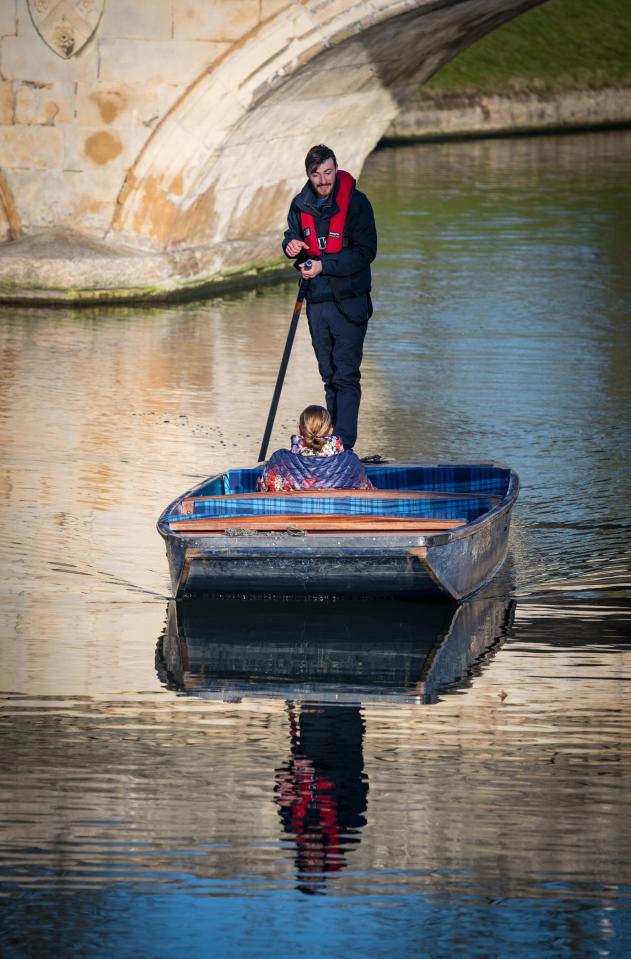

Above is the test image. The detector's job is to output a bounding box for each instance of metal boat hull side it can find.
[158,470,225,593]
[165,534,187,595]
[424,500,514,600]
[162,507,512,600]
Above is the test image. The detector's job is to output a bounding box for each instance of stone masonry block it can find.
[99,0,173,41]
[261,1,293,19]
[63,123,148,172]
[8,167,125,234]
[1,34,99,83]
[0,80,13,124]
[226,98,316,148]
[98,39,229,85]
[0,125,64,170]
[15,80,75,125]
[281,60,378,100]
[172,0,260,41]
[0,0,17,36]
[76,82,183,130]
[221,4,322,103]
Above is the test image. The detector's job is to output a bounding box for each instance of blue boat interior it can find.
[168,464,511,524]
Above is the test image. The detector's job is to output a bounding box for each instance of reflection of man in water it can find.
[275,703,368,895]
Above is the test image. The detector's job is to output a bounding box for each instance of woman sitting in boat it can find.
[258,405,373,492]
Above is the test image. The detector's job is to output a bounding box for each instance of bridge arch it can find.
[0,0,544,301]
[110,0,541,279]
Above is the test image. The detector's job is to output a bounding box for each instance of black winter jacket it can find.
[282,175,377,305]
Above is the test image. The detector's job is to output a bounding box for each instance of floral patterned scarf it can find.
[258,434,373,492]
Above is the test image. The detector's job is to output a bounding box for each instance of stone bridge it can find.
[0,0,542,302]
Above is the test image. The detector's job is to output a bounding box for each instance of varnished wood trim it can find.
[170,515,466,533]
[407,546,428,560]
[175,548,206,596]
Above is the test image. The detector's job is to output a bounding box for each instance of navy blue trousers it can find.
[306,297,369,450]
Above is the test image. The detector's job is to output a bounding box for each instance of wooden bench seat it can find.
[169,515,467,534]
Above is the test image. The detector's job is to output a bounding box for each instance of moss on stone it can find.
[0,257,290,305]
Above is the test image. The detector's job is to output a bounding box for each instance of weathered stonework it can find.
[0,2,18,37]
[26,0,105,60]
[0,124,65,170]
[4,0,605,303]
[0,171,21,242]
[0,80,14,124]
[383,87,631,141]
[15,79,75,125]
[0,226,286,301]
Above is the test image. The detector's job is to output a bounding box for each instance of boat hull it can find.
[158,462,519,602]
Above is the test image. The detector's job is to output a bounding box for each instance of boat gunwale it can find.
[157,461,519,551]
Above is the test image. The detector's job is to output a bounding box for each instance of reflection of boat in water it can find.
[155,591,514,895]
[156,591,515,704]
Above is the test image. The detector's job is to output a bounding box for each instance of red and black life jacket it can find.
[300,170,355,257]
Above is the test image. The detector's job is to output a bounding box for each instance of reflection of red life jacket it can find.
[289,771,342,872]
[300,170,355,257]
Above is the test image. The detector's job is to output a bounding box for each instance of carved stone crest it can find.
[27,0,104,59]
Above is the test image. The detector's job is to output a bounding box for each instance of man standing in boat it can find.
[283,145,377,451]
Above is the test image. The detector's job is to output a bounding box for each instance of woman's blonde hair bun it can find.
[299,405,333,451]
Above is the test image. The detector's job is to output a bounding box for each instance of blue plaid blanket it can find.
[168,463,510,524]
[221,463,510,496]
[171,494,491,522]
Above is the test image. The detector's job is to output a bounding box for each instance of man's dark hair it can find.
[305,144,337,175]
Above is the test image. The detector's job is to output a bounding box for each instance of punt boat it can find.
[157,460,520,600]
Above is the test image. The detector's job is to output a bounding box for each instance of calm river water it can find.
[1,130,630,958]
